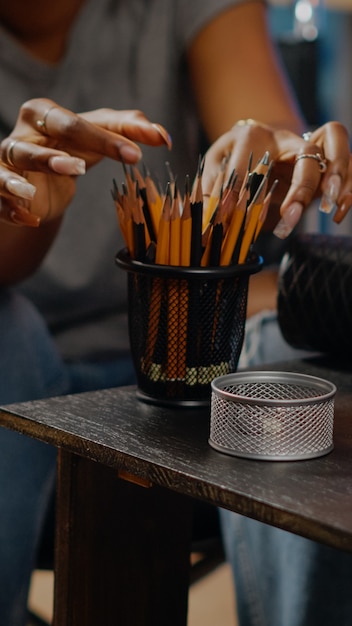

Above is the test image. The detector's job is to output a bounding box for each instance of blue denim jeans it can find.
[219,310,352,626]
[0,289,136,626]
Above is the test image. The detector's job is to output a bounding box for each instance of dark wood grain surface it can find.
[1,356,352,551]
[53,450,193,626]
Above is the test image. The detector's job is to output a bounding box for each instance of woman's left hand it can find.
[202,119,352,237]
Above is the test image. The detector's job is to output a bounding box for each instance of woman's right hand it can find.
[0,98,171,227]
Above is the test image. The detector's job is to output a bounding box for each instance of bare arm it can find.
[187,2,352,314]
[187,1,303,141]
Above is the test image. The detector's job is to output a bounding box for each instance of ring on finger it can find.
[295,152,327,173]
[5,140,18,168]
[235,118,257,127]
[302,131,313,142]
[36,106,56,134]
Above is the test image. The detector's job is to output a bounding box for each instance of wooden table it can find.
[1,356,352,625]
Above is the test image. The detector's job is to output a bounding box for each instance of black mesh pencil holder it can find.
[278,233,352,358]
[116,248,262,407]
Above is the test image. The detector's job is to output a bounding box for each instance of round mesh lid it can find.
[211,371,336,404]
[210,371,336,461]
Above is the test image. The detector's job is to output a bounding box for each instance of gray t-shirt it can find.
[0,0,244,360]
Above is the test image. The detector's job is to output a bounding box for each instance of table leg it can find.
[53,450,193,626]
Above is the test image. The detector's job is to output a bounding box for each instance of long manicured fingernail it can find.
[10,207,40,227]
[273,202,303,239]
[333,197,352,223]
[152,123,172,150]
[6,178,36,200]
[49,156,86,175]
[118,144,142,162]
[320,174,341,214]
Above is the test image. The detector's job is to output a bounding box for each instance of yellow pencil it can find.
[180,176,192,267]
[122,162,136,198]
[219,173,239,237]
[254,179,278,242]
[169,183,181,266]
[144,185,171,374]
[120,183,135,257]
[220,184,249,266]
[132,165,157,243]
[166,185,182,379]
[131,182,147,260]
[201,199,224,267]
[202,159,226,230]
[155,184,171,265]
[143,162,163,239]
[238,176,268,264]
[248,151,270,202]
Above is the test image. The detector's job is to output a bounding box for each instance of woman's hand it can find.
[0,98,172,227]
[202,119,352,237]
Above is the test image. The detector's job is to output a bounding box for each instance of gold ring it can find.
[36,106,55,134]
[235,118,256,127]
[295,152,327,173]
[5,140,18,167]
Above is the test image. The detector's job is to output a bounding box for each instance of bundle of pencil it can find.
[113,154,275,387]
[112,153,277,268]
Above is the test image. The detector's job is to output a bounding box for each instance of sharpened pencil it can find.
[248,150,270,201]
[238,174,269,264]
[142,162,163,239]
[155,183,172,265]
[190,157,204,266]
[180,175,192,266]
[169,182,181,266]
[254,179,278,242]
[202,157,226,229]
[220,181,249,266]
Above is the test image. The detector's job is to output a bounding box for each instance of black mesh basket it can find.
[278,233,352,357]
[116,249,262,407]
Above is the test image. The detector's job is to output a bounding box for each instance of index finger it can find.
[81,109,172,149]
[16,99,172,165]
[24,101,144,163]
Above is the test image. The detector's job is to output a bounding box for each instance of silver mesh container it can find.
[210,371,336,460]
